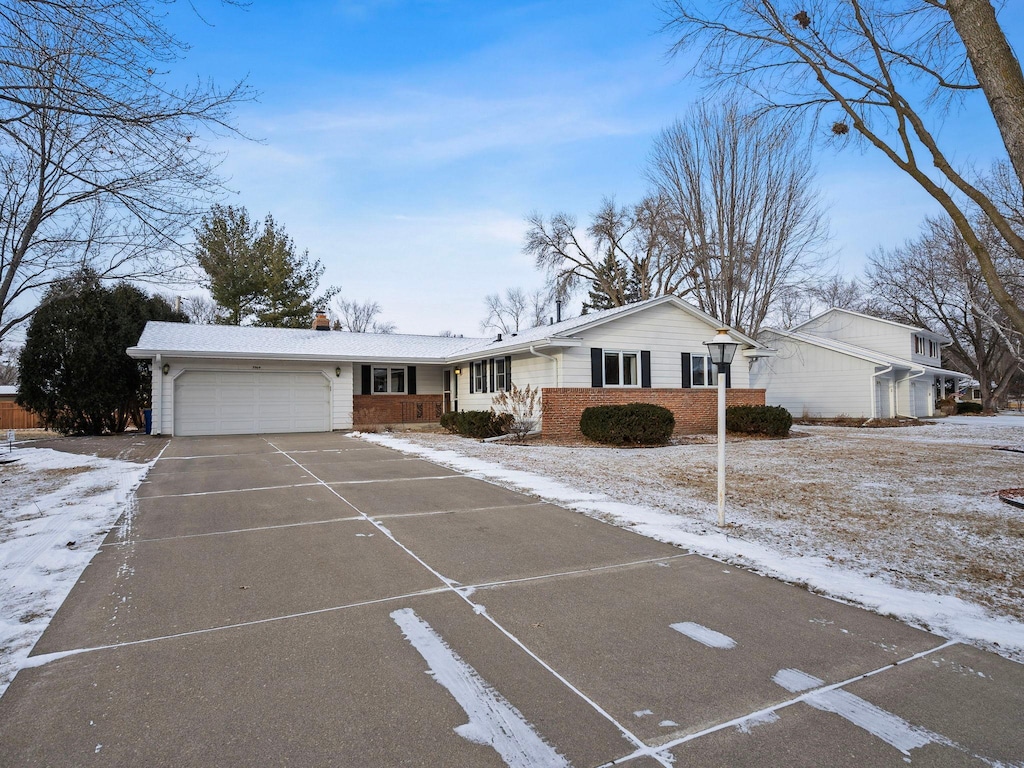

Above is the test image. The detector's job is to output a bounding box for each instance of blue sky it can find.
[166,1,1023,336]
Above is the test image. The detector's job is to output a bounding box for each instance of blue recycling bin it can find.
[144,408,152,435]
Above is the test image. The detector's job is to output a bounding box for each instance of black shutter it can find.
[591,348,603,387]
[505,356,512,389]
[361,365,372,395]
[681,353,692,388]
[489,358,495,393]
[408,366,417,395]
[469,362,475,394]
[725,363,732,389]
[641,350,652,388]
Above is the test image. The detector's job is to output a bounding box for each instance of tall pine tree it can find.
[195,205,263,325]
[195,206,337,327]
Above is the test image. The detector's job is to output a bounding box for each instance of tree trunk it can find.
[980,377,997,413]
[946,0,1024,188]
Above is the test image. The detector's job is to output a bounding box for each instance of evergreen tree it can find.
[195,205,337,327]
[582,252,634,313]
[195,205,263,325]
[17,270,186,435]
[253,214,334,328]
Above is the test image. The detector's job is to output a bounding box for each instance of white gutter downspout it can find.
[529,346,560,387]
[154,353,162,436]
[869,365,893,421]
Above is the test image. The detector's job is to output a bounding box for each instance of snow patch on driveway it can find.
[391,607,569,767]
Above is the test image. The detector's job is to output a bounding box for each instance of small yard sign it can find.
[6,429,14,451]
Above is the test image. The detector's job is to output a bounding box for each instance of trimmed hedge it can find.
[725,404,792,437]
[439,410,513,438]
[579,403,675,446]
[956,401,984,414]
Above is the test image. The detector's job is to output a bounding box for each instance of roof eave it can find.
[551,295,763,349]
[127,348,458,365]
[446,338,582,362]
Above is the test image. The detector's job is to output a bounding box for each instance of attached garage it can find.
[173,371,331,436]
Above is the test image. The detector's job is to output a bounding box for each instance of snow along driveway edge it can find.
[0,447,157,697]
[357,433,1024,663]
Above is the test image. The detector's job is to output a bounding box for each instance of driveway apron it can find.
[0,433,1021,767]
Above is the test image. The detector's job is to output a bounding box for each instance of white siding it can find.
[799,311,908,359]
[456,353,558,413]
[155,358,353,435]
[751,333,876,418]
[453,302,755,413]
[571,301,752,388]
[798,310,942,367]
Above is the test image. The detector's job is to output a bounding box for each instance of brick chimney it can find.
[312,311,330,331]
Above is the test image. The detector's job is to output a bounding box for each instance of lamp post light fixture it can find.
[704,329,740,527]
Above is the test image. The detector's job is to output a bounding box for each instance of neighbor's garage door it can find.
[173,371,331,436]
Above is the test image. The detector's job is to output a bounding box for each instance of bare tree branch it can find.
[0,1,252,342]
[660,0,1024,336]
[647,101,830,335]
[331,297,396,334]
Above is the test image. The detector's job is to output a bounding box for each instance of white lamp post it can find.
[704,329,740,527]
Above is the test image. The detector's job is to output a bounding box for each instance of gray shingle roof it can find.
[130,322,489,362]
[129,295,761,362]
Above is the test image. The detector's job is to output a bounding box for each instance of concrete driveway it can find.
[1,432,1021,766]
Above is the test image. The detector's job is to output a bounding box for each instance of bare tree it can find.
[0,342,18,384]
[647,102,830,335]
[661,0,1024,336]
[528,288,552,327]
[766,275,866,329]
[525,195,690,308]
[808,275,868,315]
[182,295,219,325]
[481,288,528,334]
[867,216,1023,411]
[332,298,396,334]
[0,1,249,343]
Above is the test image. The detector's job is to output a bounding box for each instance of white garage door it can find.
[174,371,331,436]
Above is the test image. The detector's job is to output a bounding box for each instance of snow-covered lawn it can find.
[0,447,152,696]
[360,413,1024,662]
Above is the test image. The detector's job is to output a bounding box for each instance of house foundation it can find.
[540,388,767,440]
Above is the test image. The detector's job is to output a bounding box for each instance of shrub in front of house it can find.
[956,401,984,415]
[439,410,513,438]
[579,403,675,446]
[725,404,793,437]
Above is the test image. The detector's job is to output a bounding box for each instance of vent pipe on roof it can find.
[495,333,502,342]
[556,299,562,323]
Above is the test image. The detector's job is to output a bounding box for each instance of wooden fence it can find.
[0,400,42,429]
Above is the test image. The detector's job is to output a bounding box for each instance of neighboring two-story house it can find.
[750,308,970,419]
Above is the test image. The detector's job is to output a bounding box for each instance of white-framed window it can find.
[914,335,926,355]
[373,366,406,394]
[472,361,485,393]
[604,350,639,387]
[493,357,507,392]
[691,354,723,387]
[928,339,938,358]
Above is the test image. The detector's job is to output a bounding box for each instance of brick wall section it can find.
[541,388,766,439]
[353,395,444,427]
